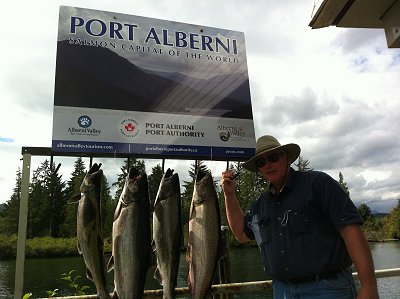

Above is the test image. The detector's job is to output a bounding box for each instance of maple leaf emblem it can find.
[125,123,135,132]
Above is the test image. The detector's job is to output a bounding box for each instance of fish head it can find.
[153,168,180,210]
[80,163,103,193]
[192,170,215,206]
[120,167,148,205]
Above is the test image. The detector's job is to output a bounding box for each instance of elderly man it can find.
[221,135,379,299]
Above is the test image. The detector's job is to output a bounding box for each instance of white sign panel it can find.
[52,6,256,160]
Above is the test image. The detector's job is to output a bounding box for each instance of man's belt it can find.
[281,269,341,284]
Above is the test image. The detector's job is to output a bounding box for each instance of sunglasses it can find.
[255,153,282,169]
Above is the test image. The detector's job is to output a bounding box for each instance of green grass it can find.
[0,234,112,259]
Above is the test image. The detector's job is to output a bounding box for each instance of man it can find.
[221,135,379,299]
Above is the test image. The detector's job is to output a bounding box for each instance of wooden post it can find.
[14,153,32,299]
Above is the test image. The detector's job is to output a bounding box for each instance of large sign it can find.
[52,6,256,160]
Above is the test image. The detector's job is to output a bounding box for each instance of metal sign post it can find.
[14,153,32,299]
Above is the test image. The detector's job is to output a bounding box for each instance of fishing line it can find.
[209,147,216,176]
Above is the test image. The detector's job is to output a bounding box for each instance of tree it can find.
[338,172,350,197]
[0,168,22,235]
[101,174,114,239]
[358,203,372,222]
[19,159,67,238]
[28,160,51,237]
[46,162,67,238]
[294,155,313,171]
[62,157,87,237]
[383,199,400,239]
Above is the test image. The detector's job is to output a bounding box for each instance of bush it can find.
[0,235,113,259]
[26,237,79,258]
[0,234,17,259]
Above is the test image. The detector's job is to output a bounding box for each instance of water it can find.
[0,242,399,298]
[369,242,400,299]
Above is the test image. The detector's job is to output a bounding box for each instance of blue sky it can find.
[1,0,400,213]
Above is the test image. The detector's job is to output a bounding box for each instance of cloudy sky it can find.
[1,0,399,213]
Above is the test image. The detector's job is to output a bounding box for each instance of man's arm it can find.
[340,224,379,299]
[221,171,250,243]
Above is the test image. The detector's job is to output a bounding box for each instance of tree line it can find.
[0,156,399,241]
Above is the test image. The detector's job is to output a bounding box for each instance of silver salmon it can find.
[108,167,152,299]
[152,168,183,299]
[186,170,223,299]
[77,163,110,299]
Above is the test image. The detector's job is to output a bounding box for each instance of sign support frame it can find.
[14,146,243,297]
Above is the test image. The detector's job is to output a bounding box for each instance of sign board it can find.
[52,6,256,160]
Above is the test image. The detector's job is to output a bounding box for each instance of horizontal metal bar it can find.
[44,268,400,299]
[20,146,248,161]
[373,267,400,279]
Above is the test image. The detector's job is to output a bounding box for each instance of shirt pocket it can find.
[290,208,313,234]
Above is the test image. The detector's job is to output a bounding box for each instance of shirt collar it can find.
[267,167,295,195]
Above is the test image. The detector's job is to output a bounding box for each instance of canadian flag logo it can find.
[125,123,135,132]
[120,118,140,138]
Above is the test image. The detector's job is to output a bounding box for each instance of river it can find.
[0,242,399,298]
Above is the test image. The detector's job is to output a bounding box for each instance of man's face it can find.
[256,151,289,187]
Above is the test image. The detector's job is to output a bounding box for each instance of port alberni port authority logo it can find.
[120,118,140,138]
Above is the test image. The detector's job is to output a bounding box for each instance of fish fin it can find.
[150,201,156,213]
[107,255,114,273]
[150,248,156,269]
[187,272,193,293]
[77,241,82,255]
[68,193,81,204]
[153,267,163,285]
[113,200,122,221]
[189,199,196,220]
[153,190,168,212]
[111,290,119,299]
[185,236,192,263]
[153,195,160,212]
[86,267,94,282]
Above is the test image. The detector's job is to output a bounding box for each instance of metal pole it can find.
[14,153,32,299]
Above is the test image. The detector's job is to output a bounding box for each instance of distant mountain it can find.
[54,40,253,119]
[372,212,389,218]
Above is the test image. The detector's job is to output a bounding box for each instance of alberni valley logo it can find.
[217,124,246,142]
[67,115,101,136]
[78,115,92,128]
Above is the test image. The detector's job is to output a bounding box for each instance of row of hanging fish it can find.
[76,163,224,299]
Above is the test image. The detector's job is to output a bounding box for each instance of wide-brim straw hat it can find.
[243,135,301,172]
